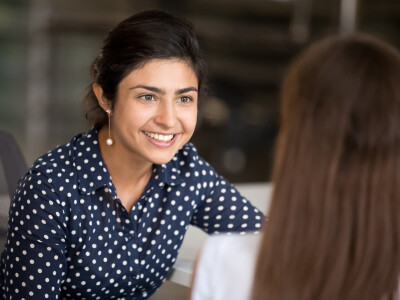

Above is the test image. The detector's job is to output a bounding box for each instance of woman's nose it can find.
[154,101,177,128]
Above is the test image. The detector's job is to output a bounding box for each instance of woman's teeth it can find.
[145,132,174,141]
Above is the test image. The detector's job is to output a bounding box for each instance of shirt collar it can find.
[155,156,184,187]
[73,128,185,195]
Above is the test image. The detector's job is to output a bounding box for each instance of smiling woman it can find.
[95,59,199,168]
[0,10,264,300]
[95,59,199,212]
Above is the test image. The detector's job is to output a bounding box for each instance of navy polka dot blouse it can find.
[0,129,264,299]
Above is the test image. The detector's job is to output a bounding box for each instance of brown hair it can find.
[252,35,400,300]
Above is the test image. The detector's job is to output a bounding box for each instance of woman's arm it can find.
[191,175,265,234]
[1,170,68,298]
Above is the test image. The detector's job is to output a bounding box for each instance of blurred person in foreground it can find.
[0,10,264,299]
[191,34,400,300]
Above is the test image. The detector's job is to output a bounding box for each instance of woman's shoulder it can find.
[200,233,262,270]
[20,129,100,195]
[31,129,97,172]
[172,142,216,175]
[206,233,262,256]
[193,233,261,300]
[13,129,100,205]
[175,142,201,162]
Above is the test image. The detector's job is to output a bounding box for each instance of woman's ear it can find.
[93,83,110,111]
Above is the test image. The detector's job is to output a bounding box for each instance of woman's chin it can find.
[151,154,176,165]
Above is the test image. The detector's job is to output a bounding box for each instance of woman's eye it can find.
[140,95,155,101]
[178,96,193,103]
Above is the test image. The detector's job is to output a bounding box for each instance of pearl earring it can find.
[106,109,113,146]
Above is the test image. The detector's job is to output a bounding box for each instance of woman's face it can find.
[108,59,198,165]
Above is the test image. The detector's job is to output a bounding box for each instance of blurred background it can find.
[0,0,399,183]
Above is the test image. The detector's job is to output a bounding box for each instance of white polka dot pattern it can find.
[0,129,265,299]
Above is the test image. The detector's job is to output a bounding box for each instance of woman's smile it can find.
[142,130,179,149]
[143,131,175,142]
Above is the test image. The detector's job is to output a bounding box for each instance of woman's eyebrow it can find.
[129,85,198,95]
[129,85,165,94]
[176,87,198,95]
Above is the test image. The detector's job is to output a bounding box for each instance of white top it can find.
[191,233,261,300]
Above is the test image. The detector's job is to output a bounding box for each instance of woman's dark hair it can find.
[84,10,207,127]
[252,34,400,300]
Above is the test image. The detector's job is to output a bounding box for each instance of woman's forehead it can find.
[119,59,198,91]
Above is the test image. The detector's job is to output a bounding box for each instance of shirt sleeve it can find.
[0,170,68,299]
[191,173,265,234]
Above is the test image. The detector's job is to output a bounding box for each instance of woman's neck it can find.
[97,126,153,212]
[98,126,152,181]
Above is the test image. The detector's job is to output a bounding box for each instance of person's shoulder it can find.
[14,131,93,203]
[175,142,201,162]
[199,233,261,286]
[173,142,216,175]
[30,131,89,175]
[196,232,261,300]
[207,232,261,253]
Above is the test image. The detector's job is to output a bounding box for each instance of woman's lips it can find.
[144,131,174,141]
[143,131,178,148]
